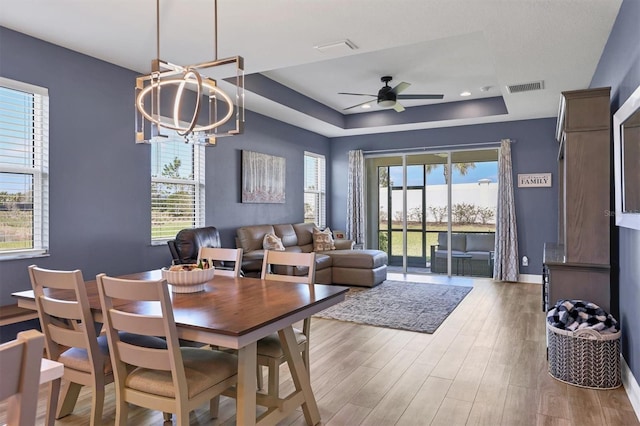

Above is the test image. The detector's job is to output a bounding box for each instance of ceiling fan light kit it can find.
[340,75,443,112]
[135,0,244,145]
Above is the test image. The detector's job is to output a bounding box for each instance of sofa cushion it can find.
[273,253,331,277]
[273,224,298,247]
[466,233,495,252]
[237,225,275,252]
[315,253,333,270]
[313,227,335,251]
[437,232,466,252]
[293,223,316,246]
[327,250,387,269]
[263,233,285,251]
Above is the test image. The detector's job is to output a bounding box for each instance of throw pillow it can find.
[313,227,335,251]
[263,233,285,251]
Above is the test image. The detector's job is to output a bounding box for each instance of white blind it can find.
[0,77,49,256]
[151,134,204,241]
[303,152,326,229]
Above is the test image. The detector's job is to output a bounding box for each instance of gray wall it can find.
[0,27,330,309]
[590,0,640,383]
[329,118,559,276]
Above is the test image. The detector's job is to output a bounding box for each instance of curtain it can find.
[493,139,519,282]
[346,150,365,246]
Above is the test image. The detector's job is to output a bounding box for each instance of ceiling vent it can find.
[507,80,545,94]
[314,39,358,53]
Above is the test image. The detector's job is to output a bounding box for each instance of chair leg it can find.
[45,378,61,426]
[115,397,129,426]
[257,364,264,390]
[209,395,220,419]
[56,381,81,418]
[303,348,310,377]
[267,359,280,400]
[176,408,190,426]
[90,387,105,426]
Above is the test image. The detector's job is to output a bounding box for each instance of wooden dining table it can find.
[13,269,349,426]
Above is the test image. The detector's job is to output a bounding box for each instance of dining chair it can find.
[96,273,238,426]
[0,329,45,426]
[28,265,114,426]
[28,265,167,426]
[257,250,316,402]
[197,247,243,277]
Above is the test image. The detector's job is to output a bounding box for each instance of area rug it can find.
[313,280,472,333]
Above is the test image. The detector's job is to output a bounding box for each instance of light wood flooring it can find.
[2,273,638,425]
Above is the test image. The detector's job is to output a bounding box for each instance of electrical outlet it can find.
[522,256,529,267]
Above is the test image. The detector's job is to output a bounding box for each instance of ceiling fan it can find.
[339,76,444,112]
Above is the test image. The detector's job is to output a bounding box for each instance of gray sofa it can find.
[236,223,388,287]
[430,232,495,277]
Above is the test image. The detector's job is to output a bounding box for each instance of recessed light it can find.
[460,91,471,97]
[361,104,371,109]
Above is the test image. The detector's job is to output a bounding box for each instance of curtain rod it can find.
[362,139,512,155]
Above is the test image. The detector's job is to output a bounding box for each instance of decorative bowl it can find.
[161,266,215,293]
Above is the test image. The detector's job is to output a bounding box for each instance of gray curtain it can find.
[346,150,365,246]
[493,139,519,282]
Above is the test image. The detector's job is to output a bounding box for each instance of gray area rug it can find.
[314,280,473,333]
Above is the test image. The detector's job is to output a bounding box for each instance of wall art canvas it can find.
[242,150,286,203]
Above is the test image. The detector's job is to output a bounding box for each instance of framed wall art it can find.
[241,150,286,203]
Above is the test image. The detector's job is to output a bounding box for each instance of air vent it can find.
[507,80,545,94]
[314,39,358,53]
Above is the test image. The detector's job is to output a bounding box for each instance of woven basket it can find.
[547,322,621,389]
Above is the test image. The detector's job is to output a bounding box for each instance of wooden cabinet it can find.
[544,87,611,312]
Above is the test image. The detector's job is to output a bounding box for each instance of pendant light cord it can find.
[156,0,160,59]
[214,0,218,60]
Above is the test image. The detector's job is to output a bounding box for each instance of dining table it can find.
[13,269,349,426]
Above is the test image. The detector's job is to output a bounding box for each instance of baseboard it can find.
[622,355,640,421]
[519,273,542,284]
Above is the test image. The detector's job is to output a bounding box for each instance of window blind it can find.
[151,134,204,242]
[303,152,326,229]
[0,78,49,256]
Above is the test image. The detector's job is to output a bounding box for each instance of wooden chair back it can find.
[198,247,243,277]
[96,274,186,398]
[260,250,316,284]
[0,329,45,426]
[28,266,102,367]
[28,264,111,425]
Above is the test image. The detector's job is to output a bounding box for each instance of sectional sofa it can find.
[236,223,388,287]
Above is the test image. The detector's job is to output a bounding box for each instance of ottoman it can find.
[325,249,388,287]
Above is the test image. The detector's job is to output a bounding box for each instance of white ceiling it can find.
[0,0,623,137]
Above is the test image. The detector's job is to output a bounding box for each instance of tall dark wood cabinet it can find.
[543,87,612,312]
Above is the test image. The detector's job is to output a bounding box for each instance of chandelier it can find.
[135,0,244,145]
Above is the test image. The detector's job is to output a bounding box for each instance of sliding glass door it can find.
[368,148,498,276]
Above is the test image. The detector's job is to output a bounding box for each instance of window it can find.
[303,152,326,229]
[151,133,204,242]
[0,77,49,259]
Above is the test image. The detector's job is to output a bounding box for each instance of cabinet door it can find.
[563,130,610,265]
[547,265,610,313]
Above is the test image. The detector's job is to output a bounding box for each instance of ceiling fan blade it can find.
[393,102,405,113]
[343,99,376,111]
[338,92,376,97]
[397,94,444,100]
[390,82,411,95]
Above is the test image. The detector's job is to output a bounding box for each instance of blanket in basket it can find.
[547,299,619,334]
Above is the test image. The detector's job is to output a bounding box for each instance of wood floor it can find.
[2,274,638,425]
